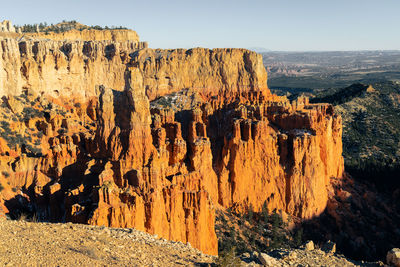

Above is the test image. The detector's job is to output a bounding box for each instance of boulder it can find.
[241,252,251,259]
[305,240,315,251]
[387,248,400,267]
[322,240,336,253]
[258,253,278,266]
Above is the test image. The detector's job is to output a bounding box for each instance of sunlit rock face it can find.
[0,28,343,255]
[0,20,15,33]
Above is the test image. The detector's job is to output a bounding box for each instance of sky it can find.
[2,0,400,51]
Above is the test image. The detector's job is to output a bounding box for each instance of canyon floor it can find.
[0,215,386,267]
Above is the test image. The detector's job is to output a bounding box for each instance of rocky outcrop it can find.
[132,48,268,100]
[0,37,147,97]
[214,100,343,219]
[0,20,15,32]
[0,38,264,101]
[0,27,344,255]
[387,248,400,267]
[25,29,141,42]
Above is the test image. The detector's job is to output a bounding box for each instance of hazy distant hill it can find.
[248,47,271,53]
[263,51,400,91]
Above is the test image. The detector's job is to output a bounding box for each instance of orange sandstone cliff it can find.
[0,28,344,255]
[25,28,141,42]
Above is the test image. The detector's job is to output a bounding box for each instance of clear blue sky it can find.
[2,0,400,51]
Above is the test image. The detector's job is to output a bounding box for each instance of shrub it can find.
[17,21,128,33]
[29,213,39,223]
[294,228,303,247]
[270,228,286,249]
[215,247,242,267]
[22,107,42,120]
[271,210,283,228]
[17,213,28,221]
[261,201,269,223]
[247,203,254,221]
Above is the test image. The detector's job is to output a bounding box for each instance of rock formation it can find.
[0,37,147,97]
[0,24,344,255]
[25,29,141,42]
[0,20,15,33]
[387,248,400,267]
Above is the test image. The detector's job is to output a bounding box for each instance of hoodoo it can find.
[0,25,344,255]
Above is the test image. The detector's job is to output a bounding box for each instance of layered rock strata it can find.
[0,20,15,33]
[25,29,140,42]
[0,29,344,255]
[0,37,147,96]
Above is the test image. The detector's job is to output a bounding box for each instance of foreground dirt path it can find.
[0,217,214,266]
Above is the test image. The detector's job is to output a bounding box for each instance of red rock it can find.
[0,28,345,255]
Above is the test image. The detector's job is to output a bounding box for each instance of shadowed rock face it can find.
[0,30,344,255]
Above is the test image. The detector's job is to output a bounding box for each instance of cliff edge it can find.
[0,24,344,255]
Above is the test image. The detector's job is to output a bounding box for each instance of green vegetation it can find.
[261,202,269,223]
[152,96,174,108]
[264,50,400,93]
[311,81,400,190]
[16,20,128,33]
[310,83,369,105]
[0,94,56,156]
[293,228,303,247]
[0,118,42,155]
[263,52,400,261]
[17,212,39,222]
[22,107,43,120]
[215,247,242,267]
[271,79,400,190]
[217,205,302,258]
[247,204,254,221]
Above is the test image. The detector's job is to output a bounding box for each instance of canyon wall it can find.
[132,47,268,100]
[0,29,344,255]
[0,37,266,100]
[25,29,140,42]
[0,37,146,97]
